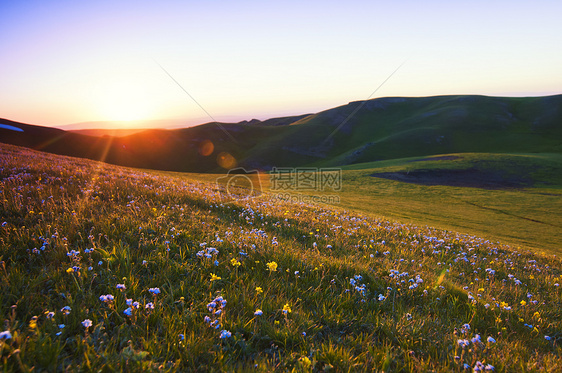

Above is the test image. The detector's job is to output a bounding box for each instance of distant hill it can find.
[1,94,561,172]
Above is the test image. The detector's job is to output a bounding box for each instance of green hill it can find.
[2,94,561,173]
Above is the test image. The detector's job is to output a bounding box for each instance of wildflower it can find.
[487,336,496,343]
[255,287,263,294]
[204,316,212,323]
[485,364,495,371]
[179,334,185,341]
[230,258,241,267]
[254,309,263,316]
[545,335,551,341]
[214,260,219,266]
[142,260,148,265]
[123,307,132,316]
[145,302,154,310]
[126,299,133,306]
[210,273,221,282]
[82,319,93,328]
[149,287,161,295]
[219,330,232,339]
[58,324,65,329]
[132,301,140,309]
[116,284,126,290]
[266,261,278,272]
[457,339,470,349]
[520,300,526,306]
[45,311,55,319]
[302,332,307,336]
[405,313,413,321]
[471,334,481,344]
[61,306,71,315]
[98,260,103,266]
[378,294,386,301]
[282,303,292,314]
[0,331,12,340]
[66,268,74,273]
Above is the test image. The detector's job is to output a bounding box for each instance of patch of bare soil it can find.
[371,168,532,189]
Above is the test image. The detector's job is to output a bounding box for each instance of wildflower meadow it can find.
[0,143,560,372]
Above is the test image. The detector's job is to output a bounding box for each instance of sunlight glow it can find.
[92,80,155,123]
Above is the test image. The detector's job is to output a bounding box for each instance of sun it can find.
[92,79,155,123]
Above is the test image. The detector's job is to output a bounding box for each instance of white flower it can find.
[254,309,263,316]
[0,331,12,340]
[82,319,93,328]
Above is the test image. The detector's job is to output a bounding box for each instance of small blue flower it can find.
[123,307,132,316]
[149,287,161,295]
[0,331,12,340]
[219,330,231,339]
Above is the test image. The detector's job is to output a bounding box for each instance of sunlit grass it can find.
[0,143,560,372]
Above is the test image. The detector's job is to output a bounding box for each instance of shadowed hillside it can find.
[1,94,561,172]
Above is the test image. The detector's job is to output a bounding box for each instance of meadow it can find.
[1,143,561,372]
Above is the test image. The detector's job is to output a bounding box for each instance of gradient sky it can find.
[1,0,561,127]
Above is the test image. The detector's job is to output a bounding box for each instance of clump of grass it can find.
[0,143,561,372]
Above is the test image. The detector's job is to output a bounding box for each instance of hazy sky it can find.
[1,0,561,127]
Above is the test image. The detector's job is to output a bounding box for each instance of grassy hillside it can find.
[2,94,561,173]
[1,143,561,372]
[336,153,562,255]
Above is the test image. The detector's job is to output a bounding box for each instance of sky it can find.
[1,0,561,127]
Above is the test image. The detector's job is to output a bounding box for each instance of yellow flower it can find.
[282,303,292,314]
[66,268,74,273]
[300,356,311,368]
[255,287,263,294]
[266,261,278,272]
[520,300,527,306]
[533,312,541,319]
[230,258,241,267]
[500,301,508,309]
[210,273,221,282]
[29,316,38,330]
[478,288,485,293]
[529,275,534,279]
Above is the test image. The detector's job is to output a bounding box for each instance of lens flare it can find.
[199,140,214,156]
[217,152,236,169]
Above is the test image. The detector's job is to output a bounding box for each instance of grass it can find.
[334,153,562,256]
[1,143,561,372]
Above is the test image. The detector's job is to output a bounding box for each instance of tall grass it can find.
[0,143,560,372]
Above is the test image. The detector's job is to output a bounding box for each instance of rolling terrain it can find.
[0,143,561,371]
[1,94,561,173]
